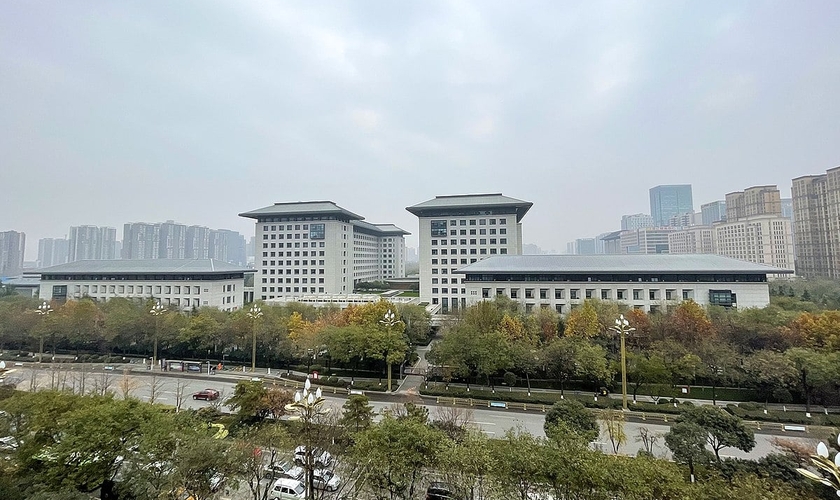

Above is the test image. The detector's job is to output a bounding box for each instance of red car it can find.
[192,389,220,401]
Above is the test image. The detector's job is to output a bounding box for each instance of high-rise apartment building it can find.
[210,229,247,266]
[406,193,532,312]
[725,186,782,221]
[0,230,26,277]
[123,222,245,264]
[186,225,211,259]
[158,221,187,259]
[569,238,597,255]
[619,227,673,254]
[668,227,716,254]
[649,185,693,227]
[621,213,654,231]
[792,168,840,278]
[240,201,408,301]
[700,201,727,226]
[68,226,116,261]
[38,238,69,268]
[122,223,159,259]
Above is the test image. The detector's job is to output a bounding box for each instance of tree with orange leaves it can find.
[667,300,715,345]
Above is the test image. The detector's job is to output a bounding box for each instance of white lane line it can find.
[466,421,497,426]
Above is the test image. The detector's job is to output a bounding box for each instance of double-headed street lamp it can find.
[285,378,330,500]
[379,309,398,392]
[150,301,165,370]
[610,314,636,411]
[36,301,52,363]
[247,304,263,372]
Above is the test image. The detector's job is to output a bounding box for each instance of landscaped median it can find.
[419,386,837,427]
[280,372,387,392]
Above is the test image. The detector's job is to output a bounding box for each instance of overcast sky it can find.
[3,1,839,259]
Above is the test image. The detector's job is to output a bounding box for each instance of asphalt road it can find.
[11,364,818,462]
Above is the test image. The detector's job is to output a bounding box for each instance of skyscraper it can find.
[649,185,693,227]
[38,238,69,268]
[792,168,840,278]
[0,230,26,277]
[700,201,727,226]
[68,226,116,261]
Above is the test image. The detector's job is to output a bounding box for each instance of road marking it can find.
[467,421,497,426]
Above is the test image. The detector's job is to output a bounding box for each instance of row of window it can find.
[261,286,325,295]
[479,287,694,301]
[72,284,213,295]
[261,277,325,285]
[432,237,507,245]
[431,249,507,255]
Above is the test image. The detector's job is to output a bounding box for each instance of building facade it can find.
[621,213,655,231]
[458,254,789,314]
[68,226,117,262]
[668,226,716,254]
[714,215,794,274]
[700,201,727,226]
[406,193,532,312]
[725,186,782,221]
[37,259,250,311]
[240,201,408,302]
[37,238,69,268]
[792,168,840,278]
[0,230,26,278]
[619,227,673,254]
[649,185,693,227]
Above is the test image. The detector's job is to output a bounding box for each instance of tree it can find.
[489,429,547,500]
[340,395,374,434]
[665,421,711,482]
[542,336,610,395]
[600,410,626,454]
[678,406,755,462]
[563,300,599,338]
[743,350,797,404]
[438,431,494,500]
[626,351,669,402]
[543,399,598,443]
[785,347,837,412]
[169,435,240,500]
[668,300,716,345]
[350,415,446,500]
[226,380,268,419]
[694,340,740,405]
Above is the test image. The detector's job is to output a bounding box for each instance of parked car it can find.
[268,478,306,499]
[285,466,342,491]
[293,446,333,468]
[426,482,459,500]
[192,389,220,401]
[0,436,19,451]
[263,460,297,480]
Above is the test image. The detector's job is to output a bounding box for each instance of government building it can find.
[406,193,532,312]
[37,259,250,311]
[240,201,408,301]
[457,254,790,313]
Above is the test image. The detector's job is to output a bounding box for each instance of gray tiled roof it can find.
[38,259,252,275]
[239,201,363,220]
[456,254,792,274]
[406,193,533,221]
[352,222,410,235]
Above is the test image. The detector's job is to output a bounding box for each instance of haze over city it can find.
[3,1,839,260]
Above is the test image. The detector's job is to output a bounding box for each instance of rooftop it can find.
[353,220,410,236]
[239,201,363,220]
[406,193,533,221]
[456,254,792,275]
[38,259,253,275]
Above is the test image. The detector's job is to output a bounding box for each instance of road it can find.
[9,363,818,461]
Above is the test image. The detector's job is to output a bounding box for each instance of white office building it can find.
[406,193,532,312]
[457,254,790,314]
[240,201,408,301]
[668,227,716,255]
[37,259,250,311]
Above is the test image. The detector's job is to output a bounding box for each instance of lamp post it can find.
[36,301,52,363]
[246,304,263,372]
[285,378,330,500]
[609,314,635,411]
[798,436,840,496]
[379,309,398,392]
[150,301,165,370]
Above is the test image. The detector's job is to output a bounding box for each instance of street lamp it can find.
[150,301,165,370]
[379,309,398,392]
[36,301,52,363]
[285,378,330,500]
[609,314,635,411]
[246,304,263,372]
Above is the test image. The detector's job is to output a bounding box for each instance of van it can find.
[269,478,306,499]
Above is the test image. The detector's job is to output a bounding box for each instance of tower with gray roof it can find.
[406,193,533,312]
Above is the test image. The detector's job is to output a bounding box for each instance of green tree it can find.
[743,350,797,404]
[340,395,375,434]
[543,399,598,443]
[678,406,755,462]
[694,340,740,405]
[626,352,669,402]
[226,380,268,419]
[542,336,610,395]
[665,421,711,482]
[785,347,837,412]
[438,431,494,500]
[563,300,599,337]
[600,410,627,454]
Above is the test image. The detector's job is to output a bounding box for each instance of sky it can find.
[2,1,839,260]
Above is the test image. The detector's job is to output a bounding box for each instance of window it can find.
[570,289,579,300]
[431,220,447,237]
[555,304,564,313]
[310,223,325,239]
[540,289,548,299]
[525,289,534,299]
[510,288,519,299]
[585,289,593,299]
[617,289,626,300]
[601,290,610,300]
[554,289,564,299]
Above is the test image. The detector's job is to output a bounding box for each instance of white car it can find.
[293,446,333,468]
[0,436,18,451]
[263,460,296,480]
[269,478,306,499]
[285,466,342,491]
